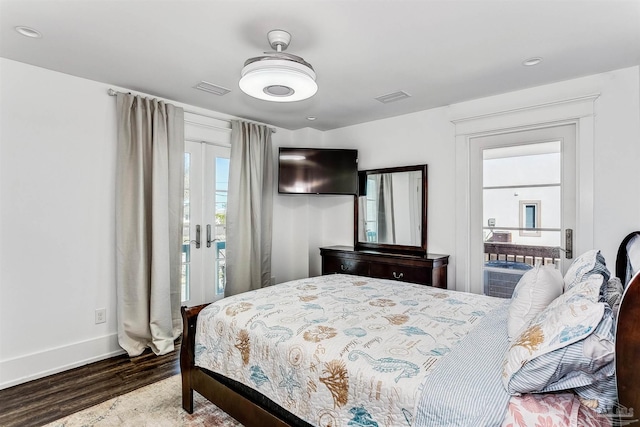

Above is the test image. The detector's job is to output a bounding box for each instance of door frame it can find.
[452,94,598,294]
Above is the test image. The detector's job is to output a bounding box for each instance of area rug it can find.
[43,375,243,426]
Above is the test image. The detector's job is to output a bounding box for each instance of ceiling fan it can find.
[239,30,318,102]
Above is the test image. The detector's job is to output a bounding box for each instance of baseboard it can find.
[0,333,125,390]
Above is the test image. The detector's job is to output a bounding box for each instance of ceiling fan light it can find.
[239,59,317,102]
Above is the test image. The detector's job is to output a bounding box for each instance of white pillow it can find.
[508,264,564,339]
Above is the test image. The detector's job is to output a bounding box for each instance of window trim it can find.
[519,200,542,237]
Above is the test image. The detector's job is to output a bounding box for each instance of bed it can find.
[180,232,640,426]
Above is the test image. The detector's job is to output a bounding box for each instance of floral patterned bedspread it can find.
[194,274,503,427]
[502,393,613,427]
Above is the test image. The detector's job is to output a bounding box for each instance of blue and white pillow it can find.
[505,307,616,413]
[563,249,610,292]
[502,274,607,394]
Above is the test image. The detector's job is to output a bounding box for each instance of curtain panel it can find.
[115,93,184,357]
[225,120,274,297]
[377,173,396,243]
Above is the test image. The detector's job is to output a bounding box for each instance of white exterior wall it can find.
[484,152,561,247]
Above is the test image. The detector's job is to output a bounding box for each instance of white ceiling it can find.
[1,0,639,131]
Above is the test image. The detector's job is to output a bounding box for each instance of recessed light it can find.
[522,57,542,67]
[306,116,317,121]
[15,26,42,38]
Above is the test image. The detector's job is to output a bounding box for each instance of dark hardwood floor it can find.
[0,340,180,427]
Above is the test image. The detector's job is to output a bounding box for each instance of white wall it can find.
[271,127,324,283]
[452,66,640,273]
[319,66,640,289]
[1,58,121,387]
[321,107,458,282]
[0,58,315,388]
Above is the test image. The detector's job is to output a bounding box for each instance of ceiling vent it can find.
[194,81,231,96]
[375,90,412,104]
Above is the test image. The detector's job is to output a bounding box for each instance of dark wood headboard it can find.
[615,231,640,421]
[616,231,640,285]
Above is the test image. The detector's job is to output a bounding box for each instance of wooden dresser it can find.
[320,245,449,289]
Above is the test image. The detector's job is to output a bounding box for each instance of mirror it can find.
[354,164,427,256]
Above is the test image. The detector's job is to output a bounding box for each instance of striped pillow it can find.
[502,275,609,396]
[505,306,616,413]
[603,277,623,317]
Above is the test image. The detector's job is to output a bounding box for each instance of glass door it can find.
[469,124,576,297]
[182,141,230,305]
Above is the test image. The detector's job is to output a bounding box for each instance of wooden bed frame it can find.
[181,233,640,426]
[181,303,301,427]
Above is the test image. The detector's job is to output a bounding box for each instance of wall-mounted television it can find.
[278,147,358,195]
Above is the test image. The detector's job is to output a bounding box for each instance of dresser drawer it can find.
[369,262,430,285]
[322,255,369,276]
[320,246,449,288]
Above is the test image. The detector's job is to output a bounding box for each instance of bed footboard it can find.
[180,304,209,413]
[180,304,300,426]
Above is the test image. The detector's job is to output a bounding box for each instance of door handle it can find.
[190,224,201,249]
[556,229,573,260]
[565,229,573,259]
[206,224,214,248]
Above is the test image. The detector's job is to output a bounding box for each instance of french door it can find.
[469,124,576,296]
[181,140,230,306]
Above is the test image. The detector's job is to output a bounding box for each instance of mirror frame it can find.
[354,164,428,256]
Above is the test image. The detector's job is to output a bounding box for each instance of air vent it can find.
[374,90,411,104]
[194,81,231,96]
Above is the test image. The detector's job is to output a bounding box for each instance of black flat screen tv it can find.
[278,147,358,195]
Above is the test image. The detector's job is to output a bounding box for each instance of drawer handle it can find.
[393,272,404,279]
[341,264,348,271]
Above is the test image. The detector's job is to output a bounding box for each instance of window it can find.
[519,200,541,237]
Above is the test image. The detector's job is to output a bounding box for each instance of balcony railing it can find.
[484,242,561,266]
[181,240,226,302]
[483,242,561,298]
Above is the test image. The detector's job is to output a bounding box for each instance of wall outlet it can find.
[95,308,106,324]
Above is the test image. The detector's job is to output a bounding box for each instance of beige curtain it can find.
[225,120,273,297]
[377,173,396,243]
[115,93,184,357]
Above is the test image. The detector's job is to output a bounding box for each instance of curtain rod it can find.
[107,89,276,133]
